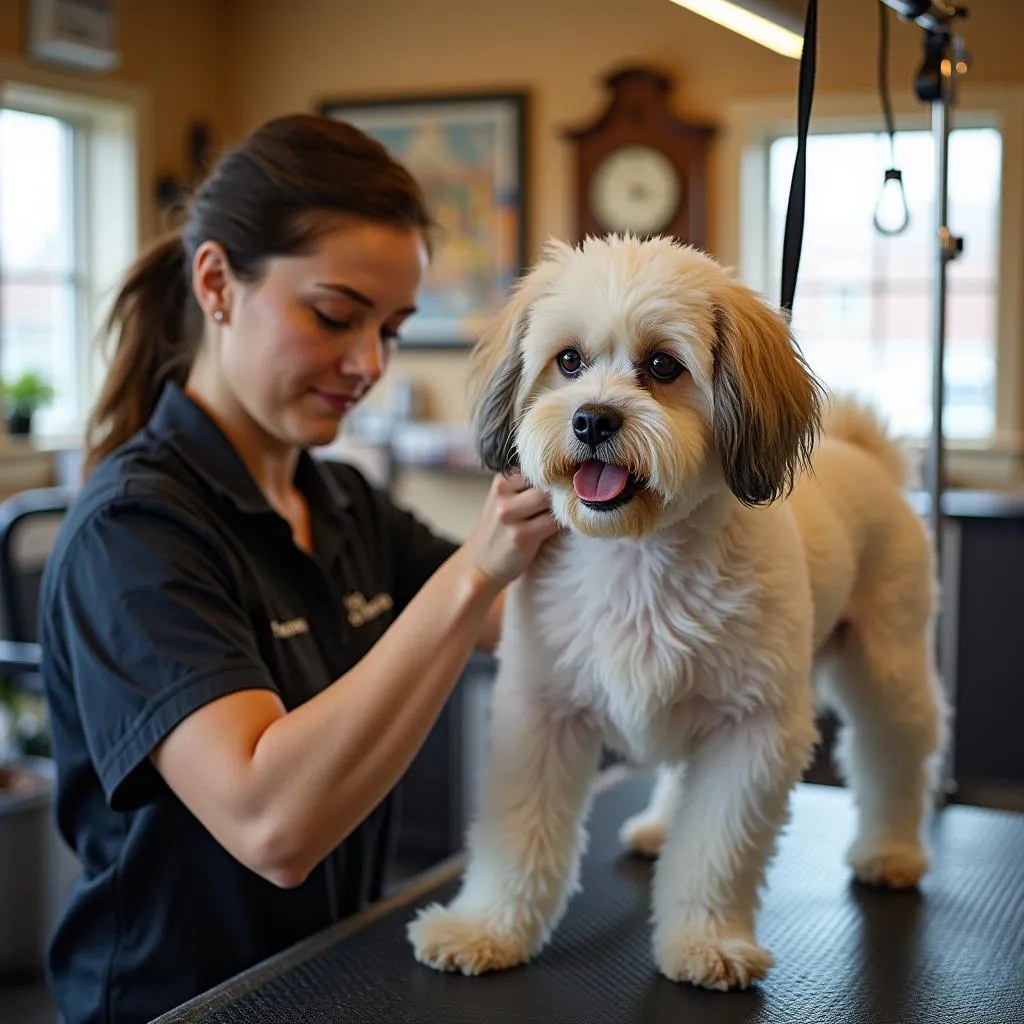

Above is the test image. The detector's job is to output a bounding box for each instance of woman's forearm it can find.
[246,547,501,884]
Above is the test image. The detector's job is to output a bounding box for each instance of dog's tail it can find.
[822,394,911,487]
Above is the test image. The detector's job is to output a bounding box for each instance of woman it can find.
[38,112,557,1024]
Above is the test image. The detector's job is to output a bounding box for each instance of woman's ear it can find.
[192,241,235,323]
[711,281,824,506]
[470,242,572,473]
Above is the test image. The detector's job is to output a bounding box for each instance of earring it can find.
[213,309,224,322]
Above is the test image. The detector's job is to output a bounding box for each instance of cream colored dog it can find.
[407,234,947,991]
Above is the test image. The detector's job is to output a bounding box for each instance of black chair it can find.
[0,485,77,679]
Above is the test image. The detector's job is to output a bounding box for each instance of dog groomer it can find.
[38,112,558,1024]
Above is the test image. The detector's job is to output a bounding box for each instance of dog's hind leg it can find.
[825,617,948,890]
[618,762,684,857]
[407,664,602,975]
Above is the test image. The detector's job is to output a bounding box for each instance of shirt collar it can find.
[148,381,353,517]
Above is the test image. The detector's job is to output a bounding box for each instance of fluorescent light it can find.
[668,0,806,59]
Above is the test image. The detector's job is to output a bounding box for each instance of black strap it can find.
[780,0,819,313]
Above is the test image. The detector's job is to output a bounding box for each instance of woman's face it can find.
[198,217,428,451]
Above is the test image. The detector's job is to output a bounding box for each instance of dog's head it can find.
[470,235,823,540]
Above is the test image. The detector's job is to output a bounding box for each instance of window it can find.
[0,75,140,442]
[763,126,1002,442]
[0,108,84,437]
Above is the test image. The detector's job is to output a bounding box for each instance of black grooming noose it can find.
[779,0,818,315]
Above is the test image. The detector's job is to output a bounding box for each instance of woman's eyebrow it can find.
[314,283,416,316]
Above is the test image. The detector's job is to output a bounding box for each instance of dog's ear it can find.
[711,282,823,506]
[470,243,571,473]
[471,299,528,473]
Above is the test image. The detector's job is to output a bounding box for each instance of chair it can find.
[0,485,77,658]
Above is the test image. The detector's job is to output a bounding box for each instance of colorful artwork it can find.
[320,93,527,348]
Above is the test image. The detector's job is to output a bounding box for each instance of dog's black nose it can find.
[572,405,622,448]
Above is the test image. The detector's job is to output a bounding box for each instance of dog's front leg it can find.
[652,701,817,991]
[407,668,602,975]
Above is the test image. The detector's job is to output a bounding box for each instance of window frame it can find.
[0,106,89,437]
[715,86,1024,460]
[0,58,150,444]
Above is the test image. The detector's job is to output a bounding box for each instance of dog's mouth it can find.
[572,459,640,511]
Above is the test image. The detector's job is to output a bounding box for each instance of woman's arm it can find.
[150,473,554,888]
[475,589,505,654]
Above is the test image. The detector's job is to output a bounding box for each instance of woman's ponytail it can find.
[82,232,201,477]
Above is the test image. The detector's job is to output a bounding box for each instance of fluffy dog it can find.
[407,234,947,991]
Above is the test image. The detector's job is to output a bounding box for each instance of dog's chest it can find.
[527,533,766,746]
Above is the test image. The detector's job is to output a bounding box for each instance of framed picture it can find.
[319,91,528,350]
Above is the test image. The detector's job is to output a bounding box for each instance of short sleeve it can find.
[387,498,460,614]
[48,502,278,811]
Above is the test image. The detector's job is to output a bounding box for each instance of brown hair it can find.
[83,113,433,476]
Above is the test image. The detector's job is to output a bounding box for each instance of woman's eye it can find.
[557,348,583,375]
[647,352,685,382]
[314,310,352,332]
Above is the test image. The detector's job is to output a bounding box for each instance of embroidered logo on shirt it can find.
[344,591,393,627]
[270,617,310,639]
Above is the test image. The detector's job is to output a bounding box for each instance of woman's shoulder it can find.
[54,433,222,572]
[84,431,211,511]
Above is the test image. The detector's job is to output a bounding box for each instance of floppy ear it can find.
[470,243,572,473]
[470,292,529,473]
[711,281,824,506]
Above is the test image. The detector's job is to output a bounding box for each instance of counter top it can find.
[907,487,1024,519]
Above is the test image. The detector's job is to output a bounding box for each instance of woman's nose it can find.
[343,327,385,379]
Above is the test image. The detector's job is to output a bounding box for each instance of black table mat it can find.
[155,773,1024,1024]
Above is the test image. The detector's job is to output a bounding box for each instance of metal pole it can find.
[927,61,952,576]
[913,18,967,584]
[886,1,969,803]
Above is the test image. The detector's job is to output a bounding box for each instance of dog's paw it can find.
[618,812,668,857]
[654,932,774,991]
[407,904,531,976]
[848,839,927,890]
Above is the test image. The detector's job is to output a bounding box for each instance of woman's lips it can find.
[312,389,357,413]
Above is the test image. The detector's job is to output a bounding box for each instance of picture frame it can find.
[318,90,528,350]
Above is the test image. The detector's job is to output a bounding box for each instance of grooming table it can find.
[154,772,1024,1024]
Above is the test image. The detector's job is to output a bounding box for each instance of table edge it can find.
[149,765,635,1023]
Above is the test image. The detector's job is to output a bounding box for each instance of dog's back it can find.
[788,396,935,651]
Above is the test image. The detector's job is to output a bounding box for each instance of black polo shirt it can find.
[38,381,460,1024]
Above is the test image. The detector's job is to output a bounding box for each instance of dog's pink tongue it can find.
[573,460,630,502]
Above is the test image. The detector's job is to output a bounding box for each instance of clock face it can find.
[589,145,682,236]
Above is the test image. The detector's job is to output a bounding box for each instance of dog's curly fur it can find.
[407,235,948,991]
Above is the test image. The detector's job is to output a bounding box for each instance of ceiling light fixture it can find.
[667,0,806,59]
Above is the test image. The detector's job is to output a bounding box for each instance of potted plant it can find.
[2,371,56,436]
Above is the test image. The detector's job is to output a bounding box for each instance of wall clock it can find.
[564,67,716,247]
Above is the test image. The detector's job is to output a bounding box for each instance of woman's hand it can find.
[460,472,560,590]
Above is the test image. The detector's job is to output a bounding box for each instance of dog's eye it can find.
[647,352,685,382]
[557,348,583,376]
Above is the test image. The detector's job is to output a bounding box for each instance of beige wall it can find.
[2,0,1023,517]
[3,0,1020,426]
[223,0,1024,424]
[0,0,231,234]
